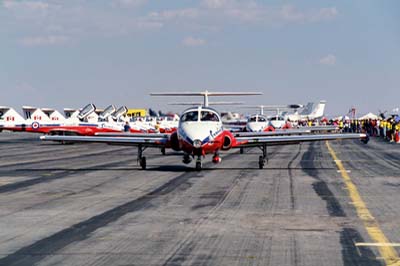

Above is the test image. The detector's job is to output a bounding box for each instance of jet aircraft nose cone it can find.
[180,122,221,145]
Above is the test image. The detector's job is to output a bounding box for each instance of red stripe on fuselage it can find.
[179,130,227,155]
[2,125,123,135]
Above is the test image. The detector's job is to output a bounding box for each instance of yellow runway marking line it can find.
[356,243,400,247]
[326,141,400,266]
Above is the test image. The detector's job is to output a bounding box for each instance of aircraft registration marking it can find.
[326,141,400,266]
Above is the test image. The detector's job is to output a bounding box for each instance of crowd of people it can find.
[336,117,400,142]
[296,116,400,143]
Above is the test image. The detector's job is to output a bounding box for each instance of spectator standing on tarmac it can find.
[383,119,387,139]
[124,121,131,132]
[339,120,344,132]
[376,119,381,137]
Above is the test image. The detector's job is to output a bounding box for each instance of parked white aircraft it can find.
[246,114,272,132]
[41,91,368,171]
[244,105,300,131]
[286,100,326,121]
[1,104,130,135]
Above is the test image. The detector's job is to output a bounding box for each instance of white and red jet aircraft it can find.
[40,91,368,171]
[0,104,141,135]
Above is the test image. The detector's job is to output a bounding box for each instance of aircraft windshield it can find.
[181,111,199,122]
[201,111,219,122]
[258,116,266,122]
[270,116,284,121]
[249,116,257,122]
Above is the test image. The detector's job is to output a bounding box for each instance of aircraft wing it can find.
[95,132,171,138]
[234,133,368,148]
[40,135,168,147]
[233,126,338,137]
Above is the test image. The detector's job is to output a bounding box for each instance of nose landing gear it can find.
[258,144,268,169]
[137,145,147,170]
[195,154,203,171]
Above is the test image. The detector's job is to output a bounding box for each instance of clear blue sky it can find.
[1,0,399,116]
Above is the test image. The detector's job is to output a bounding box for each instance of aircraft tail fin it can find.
[49,110,65,122]
[0,106,26,124]
[41,108,65,122]
[299,103,314,115]
[309,100,326,118]
[22,106,51,122]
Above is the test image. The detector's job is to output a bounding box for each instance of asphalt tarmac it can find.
[0,132,399,266]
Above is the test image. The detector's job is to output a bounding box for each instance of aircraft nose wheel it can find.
[137,145,147,170]
[258,144,268,169]
[140,157,147,170]
[258,155,265,169]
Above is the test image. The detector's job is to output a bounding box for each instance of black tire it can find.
[240,147,244,154]
[140,157,147,170]
[195,161,202,171]
[161,147,166,155]
[258,155,264,169]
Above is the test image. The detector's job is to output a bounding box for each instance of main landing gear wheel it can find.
[140,157,147,170]
[161,147,166,155]
[195,161,202,171]
[258,155,264,169]
[240,147,244,154]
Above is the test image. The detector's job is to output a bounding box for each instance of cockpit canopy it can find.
[181,108,220,122]
[269,116,285,121]
[248,115,266,122]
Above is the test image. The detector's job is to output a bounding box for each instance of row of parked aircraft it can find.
[0,104,179,135]
[0,98,325,136]
[222,100,326,132]
[37,91,368,171]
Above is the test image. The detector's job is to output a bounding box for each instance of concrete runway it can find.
[0,132,399,266]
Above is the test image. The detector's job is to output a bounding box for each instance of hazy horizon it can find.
[1,0,399,117]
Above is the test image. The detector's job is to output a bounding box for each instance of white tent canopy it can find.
[359,112,379,120]
[334,115,350,121]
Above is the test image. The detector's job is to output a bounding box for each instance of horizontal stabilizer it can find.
[151,90,262,107]
[168,101,244,106]
[150,91,262,96]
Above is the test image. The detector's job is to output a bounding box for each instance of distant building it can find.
[126,109,147,117]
